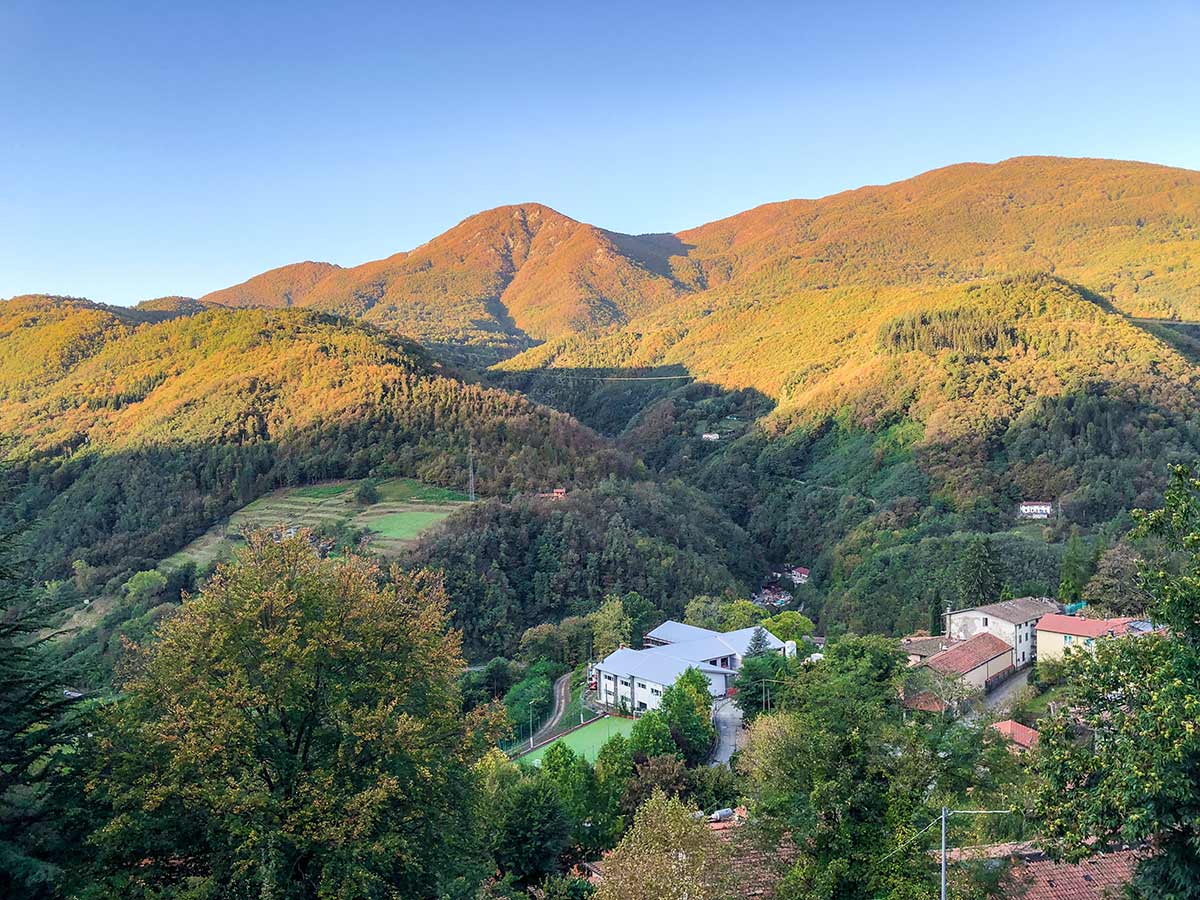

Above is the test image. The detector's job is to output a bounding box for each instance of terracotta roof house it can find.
[924,632,1014,691]
[1035,614,1152,663]
[1000,848,1139,899]
[991,719,1040,751]
[901,690,951,714]
[900,633,962,665]
[946,597,1059,668]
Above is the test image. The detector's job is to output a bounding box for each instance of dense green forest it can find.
[409,479,761,658]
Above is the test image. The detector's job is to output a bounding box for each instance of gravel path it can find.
[530,673,573,746]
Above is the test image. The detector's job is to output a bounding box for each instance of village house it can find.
[946,597,1059,667]
[594,621,789,713]
[922,632,1013,692]
[998,848,1139,900]
[1034,613,1154,662]
[899,633,961,666]
[991,719,1040,752]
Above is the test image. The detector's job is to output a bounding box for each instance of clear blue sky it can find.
[3,1,1198,305]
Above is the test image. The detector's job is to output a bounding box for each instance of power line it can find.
[879,815,942,863]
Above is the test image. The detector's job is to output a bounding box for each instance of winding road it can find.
[529,673,573,747]
[710,697,743,765]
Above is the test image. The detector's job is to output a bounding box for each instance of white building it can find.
[1017,501,1054,519]
[945,597,1058,667]
[594,621,788,713]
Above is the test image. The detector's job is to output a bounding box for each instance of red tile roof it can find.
[925,632,1012,676]
[902,691,950,713]
[1000,849,1139,900]
[991,719,1040,750]
[1036,614,1136,639]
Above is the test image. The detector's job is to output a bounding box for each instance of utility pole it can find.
[468,450,476,502]
[939,808,1011,899]
[940,807,947,900]
[528,698,536,750]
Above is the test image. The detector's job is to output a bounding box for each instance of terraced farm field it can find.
[161,478,469,571]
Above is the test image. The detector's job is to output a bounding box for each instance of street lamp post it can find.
[528,699,536,750]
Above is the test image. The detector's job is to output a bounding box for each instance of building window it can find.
[604,673,614,682]
[651,688,661,696]
[637,682,647,689]
[983,617,989,627]
[1064,635,1073,645]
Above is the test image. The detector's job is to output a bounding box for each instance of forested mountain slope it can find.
[199,204,688,363]
[200,157,1200,370]
[0,295,622,584]
[7,155,1200,642]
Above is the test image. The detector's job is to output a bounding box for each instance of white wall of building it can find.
[946,612,1038,667]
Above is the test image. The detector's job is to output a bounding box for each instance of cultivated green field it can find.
[518,715,635,766]
[364,510,452,540]
[160,477,469,571]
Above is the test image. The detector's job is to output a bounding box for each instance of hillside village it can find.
[493,581,1162,899]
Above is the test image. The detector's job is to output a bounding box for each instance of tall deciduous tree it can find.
[589,597,633,660]
[760,611,814,645]
[78,532,492,898]
[494,774,571,886]
[1081,541,1144,615]
[629,711,678,761]
[594,790,733,900]
[1036,467,1200,897]
[659,670,716,766]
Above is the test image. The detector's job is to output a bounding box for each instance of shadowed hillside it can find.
[0,295,626,583]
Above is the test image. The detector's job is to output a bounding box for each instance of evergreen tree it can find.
[956,536,1001,607]
[745,626,771,657]
[1057,530,1093,604]
[0,521,78,898]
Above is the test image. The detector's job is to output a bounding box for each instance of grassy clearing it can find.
[1022,682,1071,723]
[518,715,635,766]
[365,510,453,540]
[376,478,469,503]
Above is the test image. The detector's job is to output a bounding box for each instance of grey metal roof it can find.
[594,647,730,689]
[969,597,1059,624]
[644,620,786,657]
[645,620,722,644]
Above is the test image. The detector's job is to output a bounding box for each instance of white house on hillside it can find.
[594,621,788,713]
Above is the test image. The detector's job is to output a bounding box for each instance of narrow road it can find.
[709,697,743,765]
[984,668,1030,714]
[529,673,573,747]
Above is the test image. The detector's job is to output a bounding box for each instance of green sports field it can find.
[517,716,635,767]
